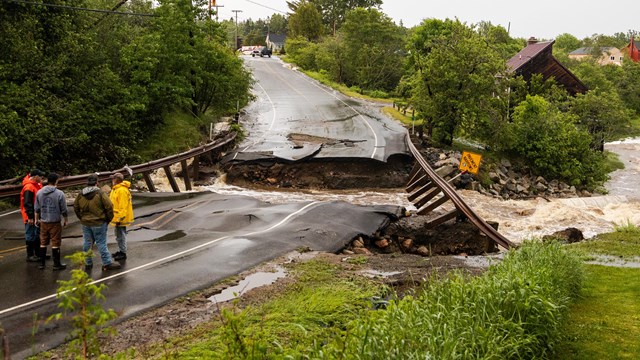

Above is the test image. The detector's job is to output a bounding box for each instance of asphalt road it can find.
[224,55,409,163]
[0,192,403,358]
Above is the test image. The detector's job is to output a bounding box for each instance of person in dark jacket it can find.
[34,173,68,270]
[73,174,121,271]
[20,169,44,262]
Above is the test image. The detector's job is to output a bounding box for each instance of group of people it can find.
[20,169,134,272]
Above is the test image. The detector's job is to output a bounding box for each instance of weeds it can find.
[310,241,583,359]
[47,251,117,359]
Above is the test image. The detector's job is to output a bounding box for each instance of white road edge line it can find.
[0,201,323,316]
[0,209,21,218]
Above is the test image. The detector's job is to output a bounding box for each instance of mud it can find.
[222,155,413,189]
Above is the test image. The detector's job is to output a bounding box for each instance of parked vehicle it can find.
[260,47,272,58]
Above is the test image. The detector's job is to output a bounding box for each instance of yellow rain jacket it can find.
[109,181,134,226]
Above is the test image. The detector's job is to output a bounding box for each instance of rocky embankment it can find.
[418,147,594,200]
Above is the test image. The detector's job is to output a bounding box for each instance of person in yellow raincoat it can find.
[109,172,134,260]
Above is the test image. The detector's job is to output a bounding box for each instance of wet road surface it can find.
[0,192,402,358]
[224,55,408,163]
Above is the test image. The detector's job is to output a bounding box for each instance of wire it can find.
[242,0,287,14]
[1,0,157,17]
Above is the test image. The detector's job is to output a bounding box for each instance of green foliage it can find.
[554,265,640,359]
[284,37,320,70]
[408,19,507,146]
[554,33,583,53]
[310,241,583,359]
[337,8,405,92]
[501,95,608,186]
[569,91,633,147]
[0,0,251,179]
[567,223,640,259]
[47,251,117,359]
[288,2,323,41]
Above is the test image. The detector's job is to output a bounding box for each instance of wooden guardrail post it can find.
[143,171,156,192]
[163,166,180,193]
[180,160,192,191]
[192,155,200,181]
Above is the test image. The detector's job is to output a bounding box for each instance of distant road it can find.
[224,55,409,163]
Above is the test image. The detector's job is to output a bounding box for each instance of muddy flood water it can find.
[147,139,640,244]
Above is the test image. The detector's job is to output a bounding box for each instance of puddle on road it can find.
[585,255,640,268]
[209,266,287,304]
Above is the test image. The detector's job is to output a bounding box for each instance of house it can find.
[266,33,286,52]
[568,47,624,66]
[623,37,640,62]
[507,37,588,95]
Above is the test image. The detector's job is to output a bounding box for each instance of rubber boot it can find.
[52,248,66,271]
[38,247,46,269]
[26,242,39,262]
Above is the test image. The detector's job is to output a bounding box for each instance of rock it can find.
[542,227,584,243]
[342,249,355,255]
[375,239,389,248]
[416,246,430,256]
[401,238,413,250]
[353,247,372,255]
[353,237,365,248]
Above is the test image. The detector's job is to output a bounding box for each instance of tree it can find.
[338,8,404,91]
[408,19,506,146]
[554,33,582,53]
[503,95,607,186]
[288,1,323,41]
[287,0,382,34]
[268,13,288,34]
[569,91,632,150]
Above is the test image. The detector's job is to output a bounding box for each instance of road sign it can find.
[459,151,482,174]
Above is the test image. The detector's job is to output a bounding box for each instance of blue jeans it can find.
[82,223,112,266]
[114,226,127,253]
[25,223,39,243]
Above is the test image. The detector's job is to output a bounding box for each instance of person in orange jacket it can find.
[20,169,45,262]
[109,172,134,260]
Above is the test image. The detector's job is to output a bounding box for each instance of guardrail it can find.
[0,132,236,198]
[404,133,516,250]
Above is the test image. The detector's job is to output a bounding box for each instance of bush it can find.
[502,95,608,187]
[310,241,583,359]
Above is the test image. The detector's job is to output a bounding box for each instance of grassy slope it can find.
[556,228,640,359]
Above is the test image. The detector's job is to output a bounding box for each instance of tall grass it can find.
[311,241,583,359]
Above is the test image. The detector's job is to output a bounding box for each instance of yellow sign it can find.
[459,151,482,174]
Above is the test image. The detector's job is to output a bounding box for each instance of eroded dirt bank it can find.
[222,155,413,189]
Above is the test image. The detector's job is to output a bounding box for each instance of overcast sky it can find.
[218,0,638,40]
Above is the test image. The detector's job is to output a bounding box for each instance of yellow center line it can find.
[0,246,25,255]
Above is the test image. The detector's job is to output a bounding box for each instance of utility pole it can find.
[232,9,242,50]
[213,4,224,21]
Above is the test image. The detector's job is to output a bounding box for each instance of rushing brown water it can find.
[147,139,640,244]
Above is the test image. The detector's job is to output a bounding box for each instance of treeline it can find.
[0,0,252,180]
[261,1,640,188]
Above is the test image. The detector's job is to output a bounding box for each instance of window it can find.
[610,56,615,60]
[620,56,623,60]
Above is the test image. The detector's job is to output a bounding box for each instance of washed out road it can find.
[0,192,402,358]
[225,55,409,163]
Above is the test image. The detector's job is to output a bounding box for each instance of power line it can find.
[242,0,287,14]
[1,0,157,17]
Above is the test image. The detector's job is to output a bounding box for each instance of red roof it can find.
[507,41,555,72]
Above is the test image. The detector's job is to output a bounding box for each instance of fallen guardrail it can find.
[0,132,236,198]
[404,133,515,250]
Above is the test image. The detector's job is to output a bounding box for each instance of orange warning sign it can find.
[459,151,482,174]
